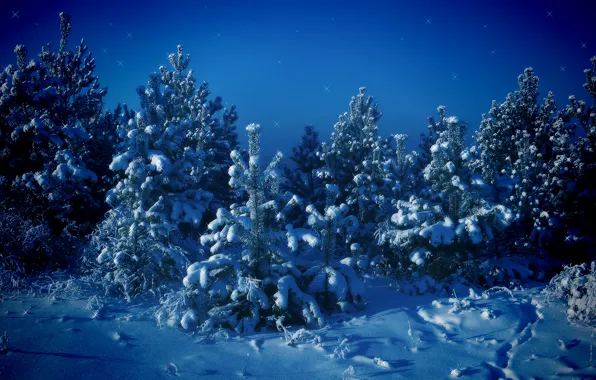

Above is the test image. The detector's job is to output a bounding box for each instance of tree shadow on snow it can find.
[10,348,144,364]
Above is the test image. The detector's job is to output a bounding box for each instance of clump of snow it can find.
[409,247,431,266]
[373,356,391,369]
[445,161,456,174]
[149,152,172,173]
[450,368,462,377]
[180,309,198,330]
[480,308,495,320]
[420,217,455,246]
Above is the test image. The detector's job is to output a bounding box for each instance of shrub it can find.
[545,261,596,326]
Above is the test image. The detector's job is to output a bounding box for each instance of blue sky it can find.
[2,0,595,160]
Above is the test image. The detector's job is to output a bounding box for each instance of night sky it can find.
[2,0,596,160]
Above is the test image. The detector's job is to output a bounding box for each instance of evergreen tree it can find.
[179,124,364,332]
[157,48,239,208]
[560,57,596,259]
[0,13,109,271]
[422,112,470,221]
[0,13,106,228]
[472,67,580,257]
[318,87,382,193]
[90,46,232,298]
[283,125,324,205]
[375,107,513,282]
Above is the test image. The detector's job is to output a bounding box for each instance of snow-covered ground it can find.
[0,277,594,380]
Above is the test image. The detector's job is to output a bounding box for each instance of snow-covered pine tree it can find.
[1,13,106,221]
[0,13,108,270]
[560,56,596,260]
[182,124,306,331]
[179,124,364,332]
[318,87,382,203]
[83,106,123,227]
[304,184,365,311]
[90,46,233,298]
[414,106,450,192]
[375,107,513,283]
[470,68,581,259]
[473,69,552,195]
[381,134,417,201]
[157,47,239,209]
[283,125,324,206]
[422,112,471,222]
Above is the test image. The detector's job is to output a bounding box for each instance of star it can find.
[295,29,299,33]
[11,10,20,19]
[324,85,330,92]
[217,33,220,37]
[277,60,282,64]
[560,66,566,72]
[581,42,587,49]
[491,49,496,55]
[273,121,280,128]
[127,32,132,38]
[331,17,335,21]
[117,60,124,67]
[103,48,108,53]
[484,24,488,29]
[564,235,573,243]
[425,18,431,24]
[546,11,553,18]
[2,65,7,71]
[108,22,113,27]
[400,36,404,41]
[452,73,459,80]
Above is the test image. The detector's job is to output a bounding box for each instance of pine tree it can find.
[422,111,470,221]
[90,46,233,298]
[180,125,364,332]
[0,13,108,270]
[318,87,382,193]
[471,67,580,258]
[157,46,239,209]
[375,107,513,283]
[283,125,324,205]
[0,13,106,227]
[560,57,596,259]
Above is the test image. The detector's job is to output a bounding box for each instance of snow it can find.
[420,217,455,246]
[149,151,172,173]
[445,161,456,174]
[445,115,459,124]
[183,254,235,289]
[409,248,430,266]
[109,151,133,171]
[285,225,320,252]
[458,217,483,244]
[0,277,594,380]
[274,275,323,326]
